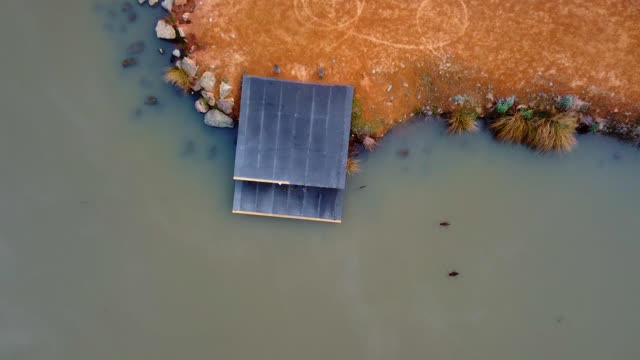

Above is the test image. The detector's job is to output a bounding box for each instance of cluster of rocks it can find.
[138,0,185,10]
[147,0,235,129]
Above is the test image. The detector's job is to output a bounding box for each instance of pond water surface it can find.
[1,1,640,359]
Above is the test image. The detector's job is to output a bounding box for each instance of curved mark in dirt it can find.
[294,0,469,51]
[293,0,366,30]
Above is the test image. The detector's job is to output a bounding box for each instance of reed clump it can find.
[163,67,192,93]
[490,95,579,152]
[448,107,479,134]
[346,157,361,175]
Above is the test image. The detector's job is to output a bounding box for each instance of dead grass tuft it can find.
[490,112,534,143]
[163,67,192,93]
[530,112,578,152]
[346,158,361,175]
[362,136,378,151]
[448,108,479,134]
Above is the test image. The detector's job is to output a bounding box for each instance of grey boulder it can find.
[180,57,198,77]
[199,71,216,92]
[204,110,235,128]
[216,98,234,115]
[155,20,176,39]
[219,81,232,98]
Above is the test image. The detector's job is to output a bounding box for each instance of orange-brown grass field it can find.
[171,0,640,135]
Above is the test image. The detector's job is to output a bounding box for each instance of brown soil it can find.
[174,0,640,133]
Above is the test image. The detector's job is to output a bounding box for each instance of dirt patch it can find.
[173,0,640,133]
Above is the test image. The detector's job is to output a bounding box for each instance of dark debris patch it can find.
[122,57,138,68]
[144,96,158,105]
[127,41,145,54]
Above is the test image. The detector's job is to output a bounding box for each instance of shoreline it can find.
[137,0,640,156]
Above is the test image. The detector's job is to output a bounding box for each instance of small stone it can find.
[201,90,216,105]
[180,57,198,77]
[318,66,325,79]
[402,82,409,88]
[273,64,280,74]
[126,40,145,54]
[204,109,235,128]
[172,49,181,57]
[195,98,210,113]
[216,98,234,114]
[144,96,158,105]
[199,71,216,92]
[386,85,392,92]
[138,0,146,4]
[191,81,202,91]
[219,81,233,98]
[155,19,176,39]
[161,0,173,11]
[149,0,159,6]
[121,57,138,68]
[175,0,187,5]
[158,48,164,54]
[177,27,186,38]
[182,12,191,21]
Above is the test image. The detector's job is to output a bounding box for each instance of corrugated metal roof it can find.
[232,181,344,223]
[233,76,354,189]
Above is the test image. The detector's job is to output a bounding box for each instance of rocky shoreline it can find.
[135,0,640,151]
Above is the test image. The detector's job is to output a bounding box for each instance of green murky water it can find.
[1,1,639,359]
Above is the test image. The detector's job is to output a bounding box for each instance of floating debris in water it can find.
[359,185,367,189]
[448,271,460,277]
[144,96,158,105]
[121,57,138,68]
[128,12,137,23]
[181,140,196,157]
[127,41,145,54]
[208,145,218,159]
[439,221,451,227]
[158,48,164,55]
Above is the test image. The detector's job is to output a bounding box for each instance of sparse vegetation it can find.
[164,66,192,93]
[495,96,516,114]
[362,136,378,151]
[448,108,479,134]
[490,111,534,143]
[555,95,574,112]
[530,112,578,152]
[489,94,579,151]
[350,98,385,136]
[346,157,360,175]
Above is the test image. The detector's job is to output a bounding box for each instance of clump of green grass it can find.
[555,95,574,112]
[495,96,516,114]
[529,112,578,152]
[164,67,191,92]
[346,157,360,175]
[350,98,385,136]
[448,107,479,134]
[490,111,534,143]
